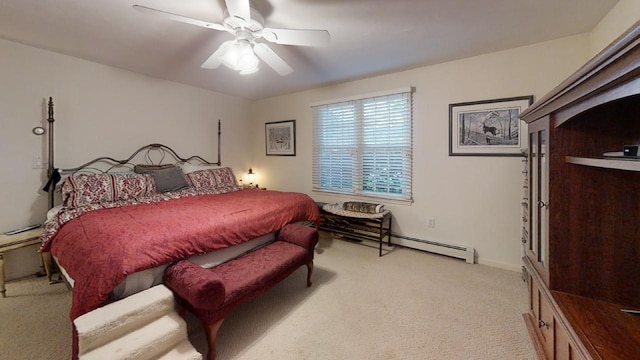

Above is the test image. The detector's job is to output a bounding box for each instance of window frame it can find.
[311,88,413,203]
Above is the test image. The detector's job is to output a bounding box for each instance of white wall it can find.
[249,35,590,271]
[589,0,640,56]
[0,39,250,280]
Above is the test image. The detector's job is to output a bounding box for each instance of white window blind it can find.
[312,89,413,201]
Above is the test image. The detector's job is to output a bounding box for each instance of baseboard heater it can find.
[392,233,475,264]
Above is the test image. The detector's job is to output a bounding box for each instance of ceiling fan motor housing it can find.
[223,8,264,32]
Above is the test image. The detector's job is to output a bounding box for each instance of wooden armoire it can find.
[519,20,640,359]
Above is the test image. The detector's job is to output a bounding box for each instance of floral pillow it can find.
[185,169,218,190]
[60,173,155,207]
[213,167,237,187]
[185,167,237,190]
[113,173,157,200]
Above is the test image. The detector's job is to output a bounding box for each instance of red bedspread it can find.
[49,189,320,319]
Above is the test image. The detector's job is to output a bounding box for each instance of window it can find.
[311,88,413,202]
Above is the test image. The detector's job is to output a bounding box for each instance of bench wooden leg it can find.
[205,318,225,360]
[306,261,314,287]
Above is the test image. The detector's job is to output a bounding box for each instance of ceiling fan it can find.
[133,1,330,75]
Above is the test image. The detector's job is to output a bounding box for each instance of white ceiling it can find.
[0,0,618,100]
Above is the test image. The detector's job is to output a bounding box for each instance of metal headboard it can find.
[43,97,222,209]
[59,143,219,174]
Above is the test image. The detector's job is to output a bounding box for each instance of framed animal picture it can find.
[265,120,296,156]
[449,96,533,156]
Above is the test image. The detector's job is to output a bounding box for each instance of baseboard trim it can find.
[391,234,475,264]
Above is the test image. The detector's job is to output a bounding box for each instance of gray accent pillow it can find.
[140,166,190,193]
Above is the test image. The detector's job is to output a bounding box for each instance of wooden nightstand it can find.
[0,227,47,298]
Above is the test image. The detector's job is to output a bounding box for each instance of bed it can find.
[37,99,320,357]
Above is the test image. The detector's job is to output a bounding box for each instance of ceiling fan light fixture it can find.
[239,66,259,75]
[220,40,259,74]
[135,1,331,76]
[237,41,259,71]
[220,44,239,69]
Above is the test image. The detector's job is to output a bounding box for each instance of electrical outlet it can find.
[427,218,436,228]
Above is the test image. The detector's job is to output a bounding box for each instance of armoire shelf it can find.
[552,291,640,360]
[565,156,640,171]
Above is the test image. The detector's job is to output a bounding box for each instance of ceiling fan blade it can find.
[133,5,227,32]
[201,41,235,69]
[225,0,252,24]
[261,28,330,47]
[253,43,293,76]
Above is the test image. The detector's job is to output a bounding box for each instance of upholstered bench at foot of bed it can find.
[164,224,319,360]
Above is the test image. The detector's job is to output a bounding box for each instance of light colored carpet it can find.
[0,273,72,360]
[0,232,534,359]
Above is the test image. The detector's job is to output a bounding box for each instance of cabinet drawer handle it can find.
[538,319,549,329]
[538,200,548,209]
